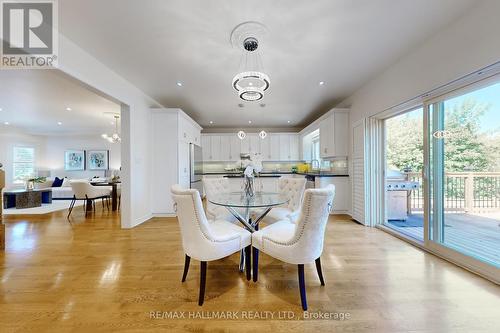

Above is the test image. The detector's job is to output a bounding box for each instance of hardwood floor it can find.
[1,207,499,332]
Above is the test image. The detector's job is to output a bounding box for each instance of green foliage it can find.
[386,98,497,172]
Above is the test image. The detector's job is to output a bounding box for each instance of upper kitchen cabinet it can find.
[201,132,300,161]
[178,113,201,145]
[278,134,300,161]
[319,110,349,158]
[269,134,281,160]
[229,135,241,160]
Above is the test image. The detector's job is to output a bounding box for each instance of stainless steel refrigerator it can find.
[189,143,203,193]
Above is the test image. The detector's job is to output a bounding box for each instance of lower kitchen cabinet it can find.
[315,177,351,214]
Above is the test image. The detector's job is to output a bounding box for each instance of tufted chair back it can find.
[278,177,307,211]
[172,184,243,261]
[260,186,335,264]
[203,177,230,214]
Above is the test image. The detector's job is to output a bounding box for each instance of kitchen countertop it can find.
[201,171,349,177]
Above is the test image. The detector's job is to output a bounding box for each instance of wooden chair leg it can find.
[298,264,307,310]
[252,247,259,282]
[198,261,207,306]
[252,224,259,282]
[181,255,190,282]
[101,198,104,209]
[245,246,251,281]
[315,257,325,286]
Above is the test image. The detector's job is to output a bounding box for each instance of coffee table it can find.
[3,189,53,209]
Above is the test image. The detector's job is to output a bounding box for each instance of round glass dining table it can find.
[208,191,289,272]
[208,191,289,233]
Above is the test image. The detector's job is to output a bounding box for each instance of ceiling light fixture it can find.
[237,130,246,140]
[65,107,72,111]
[231,22,270,102]
[0,108,3,111]
[101,115,121,143]
[176,82,183,87]
[319,81,325,86]
[57,121,62,125]
[259,130,267,139]
[248,120,252,124]
[4,122,9,125]
[287,120,291,124]
[209,121,214,124]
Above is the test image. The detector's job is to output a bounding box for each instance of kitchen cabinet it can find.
[316,176,351,214]
[269,134,281,160]
[210,136,221,160]
[151,108,202,215]
[249,134,260,154]
[279,134,291,160]
[179,113,201,145]
[319,111,349,158]
[260,135,271,160]
[202,133,299,162]
[229,136,240,161]
[201,135,211,161]
[219,136,231,160]
[278,134,300,161]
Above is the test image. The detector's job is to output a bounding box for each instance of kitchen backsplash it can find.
[203,158,348,174]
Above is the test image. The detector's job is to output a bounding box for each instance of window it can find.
[13,147,35,184]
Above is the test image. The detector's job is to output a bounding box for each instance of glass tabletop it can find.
[208,191,289,208]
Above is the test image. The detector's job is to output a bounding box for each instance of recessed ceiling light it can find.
[4,122,9,125]
[176,81,183,87]
[319,81,325,86]
[287,120,291,124]
[66,107,72,111]
[209,121,214,124]
[57,121,63,125]
[0,108,3,111]
[248,120,252,124]
[248,82,253,86]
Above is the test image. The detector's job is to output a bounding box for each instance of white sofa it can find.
[35,178,88,200]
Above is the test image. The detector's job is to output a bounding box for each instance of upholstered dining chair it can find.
[203,177,237,223]
[171,185,252,306]
[68,181,112,218]
[261,177,307,225]
[251,185,335,310]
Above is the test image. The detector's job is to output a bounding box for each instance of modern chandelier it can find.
[102,114,121,143]
[231,22,270,102]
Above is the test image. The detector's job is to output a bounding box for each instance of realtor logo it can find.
[1,0,58,68]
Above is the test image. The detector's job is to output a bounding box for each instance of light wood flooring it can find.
[1,206,499,332]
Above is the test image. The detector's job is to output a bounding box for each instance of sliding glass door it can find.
[426,79,500,268]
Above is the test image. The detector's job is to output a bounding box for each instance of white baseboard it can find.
[151,213,176,218]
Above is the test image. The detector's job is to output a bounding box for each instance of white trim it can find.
[152,213,177,218]
[125,213,154,229]
[367,61,500,120]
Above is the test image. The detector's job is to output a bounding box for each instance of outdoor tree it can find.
[386,98,494,173]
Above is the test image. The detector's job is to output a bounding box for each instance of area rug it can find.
[3,200,83,215]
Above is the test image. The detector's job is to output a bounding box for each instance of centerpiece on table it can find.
[24,176,47,191]
[239,153,263,197]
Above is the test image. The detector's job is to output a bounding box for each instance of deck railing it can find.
[406,172,500,213]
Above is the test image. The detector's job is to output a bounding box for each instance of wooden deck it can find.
[386,212,500,266]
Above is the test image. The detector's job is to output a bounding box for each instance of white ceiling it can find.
[57,0,479,129]
[0,70,120,135]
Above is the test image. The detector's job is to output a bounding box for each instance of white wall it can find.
[42,135,121,179]
[57,34,162,228]
[0,130,46,188]
[340,0,500,123]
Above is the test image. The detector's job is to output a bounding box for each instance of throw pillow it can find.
[52,177,64,187]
